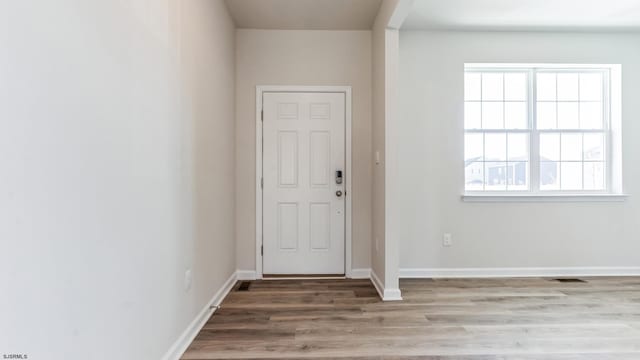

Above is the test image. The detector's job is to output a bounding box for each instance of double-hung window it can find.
[464,64,616,194]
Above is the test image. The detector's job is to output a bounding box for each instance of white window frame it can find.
[463,63,627,202]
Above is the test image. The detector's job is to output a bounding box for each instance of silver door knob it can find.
[336,190,343,197]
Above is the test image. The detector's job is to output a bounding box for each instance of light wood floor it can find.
[181,277,640,359]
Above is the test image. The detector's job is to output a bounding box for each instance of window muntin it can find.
[464,67,609,193]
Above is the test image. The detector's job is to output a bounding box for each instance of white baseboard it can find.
[349,268,371,279]
[382,287,403,300]
[162,271,237,360]
[236,270,258,280]
[370,269,384,298]
[399,267,640,279]
[371,269,403,301]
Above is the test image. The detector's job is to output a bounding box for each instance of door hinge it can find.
[261,245,263,256]
[261,110,264,121]
[261,177,264,189]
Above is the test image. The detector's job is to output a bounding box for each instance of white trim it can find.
[256,87,263,279]
[383,288,403,301]
[399,267,640,279]
[466,63,619,70]
[370,269,384,298]
[236,270,258,280]
[371,269,403,301]
[162,271,237,360]
[462,193,628,202]
[345,88,353,278]
[350,268,372,279]
[255,85,353,278]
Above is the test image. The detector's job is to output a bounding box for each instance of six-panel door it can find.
[262,92,345,275]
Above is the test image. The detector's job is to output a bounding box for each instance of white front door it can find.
[262,92,346,275]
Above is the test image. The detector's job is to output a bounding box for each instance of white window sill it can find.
[462,193,629,203]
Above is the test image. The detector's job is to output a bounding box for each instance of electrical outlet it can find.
[443,233,452,247]
[184,269,192,292]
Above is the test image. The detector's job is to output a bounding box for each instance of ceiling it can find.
[225,0,383,30]
[402,0,640,31]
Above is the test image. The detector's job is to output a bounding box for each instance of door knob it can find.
[336,190,343,197]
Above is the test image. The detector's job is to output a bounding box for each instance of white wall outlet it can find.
[443,233,452,247]
[184,269,192,292]
[374,151,380,165]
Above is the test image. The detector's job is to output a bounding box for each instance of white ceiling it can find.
[225,0,383,30]
[403,0,640,31]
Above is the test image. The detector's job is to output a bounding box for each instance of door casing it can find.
[256,86,352,279]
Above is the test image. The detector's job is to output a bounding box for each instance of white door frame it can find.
[256,85,353,279]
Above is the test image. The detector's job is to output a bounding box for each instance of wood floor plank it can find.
[181,277,640,360]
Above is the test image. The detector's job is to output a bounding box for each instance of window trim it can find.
[464,64,619,197]
[461,193,628,203]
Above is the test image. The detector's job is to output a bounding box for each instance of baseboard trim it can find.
[162,271,237,360]
[382,287,403,301]
[370,269,403,301]
[370,269,384,299]
[399,267,640,279]
[236,270,258,280]
[350,268,371,279]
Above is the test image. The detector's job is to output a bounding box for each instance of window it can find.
[464,65,615,194]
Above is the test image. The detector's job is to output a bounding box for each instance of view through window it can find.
[464,66,610,193]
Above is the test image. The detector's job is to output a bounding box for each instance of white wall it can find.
[371,1,389,286]
[398,31,640,272]
[235,29,372,273]
[0,1,236,359]
[371,0,403,297]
